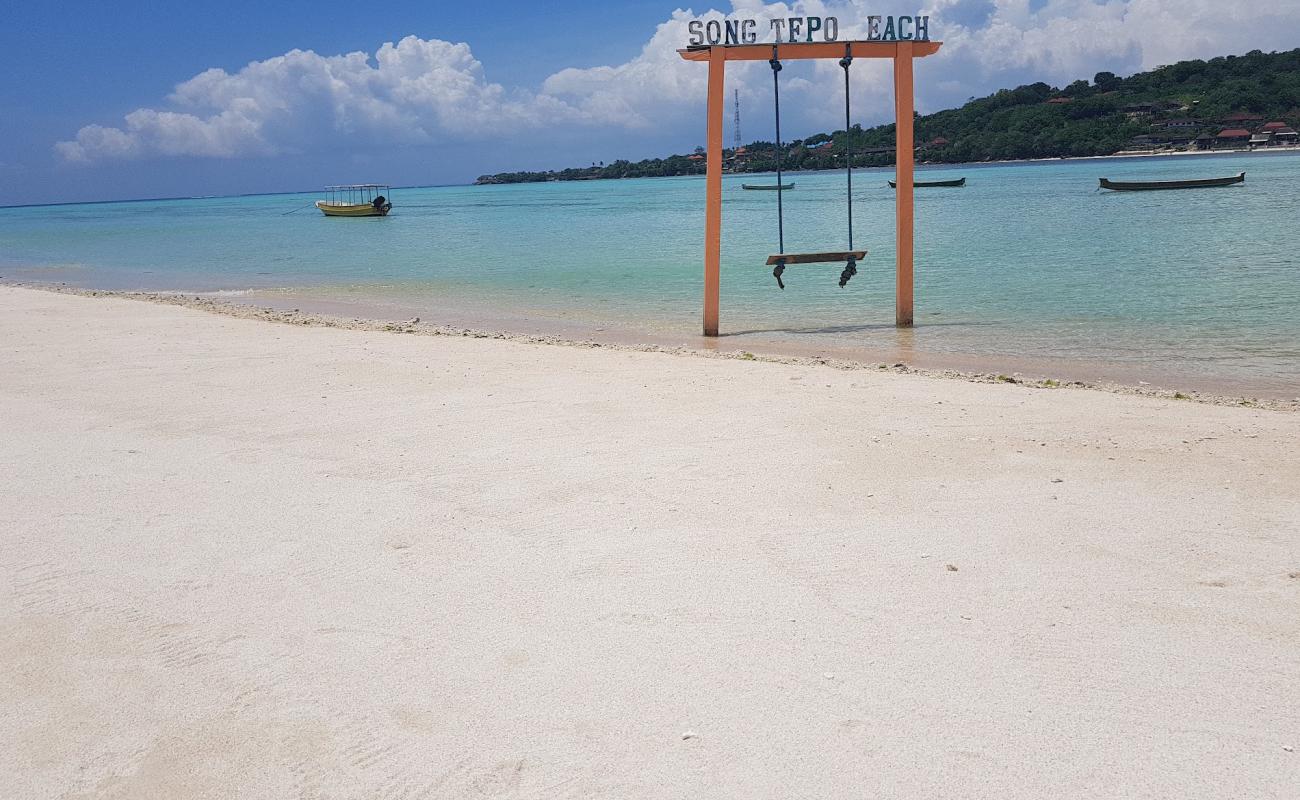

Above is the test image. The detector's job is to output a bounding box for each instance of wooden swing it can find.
[765,44,866,290]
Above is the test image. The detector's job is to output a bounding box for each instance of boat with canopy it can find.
[315,184,393,216]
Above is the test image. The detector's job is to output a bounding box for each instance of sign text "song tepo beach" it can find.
[687,15,931,46]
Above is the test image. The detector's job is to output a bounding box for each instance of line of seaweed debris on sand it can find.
[9,282,1297,413]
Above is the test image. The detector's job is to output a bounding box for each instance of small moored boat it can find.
[315,184,393,216]
[1098,172,1245,191]
[742,183,795,190]
[888,177,966,188]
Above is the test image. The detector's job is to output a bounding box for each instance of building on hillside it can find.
[1222,113,1263,125]
[1249,132,1272,149]
[1126,134,1168,150]
[1161,118,1200,129]
[1273,127,1298,145]
[1045,96,1072,104]
[1262,121,1288,131]
[1215,128,1251,148]
[1195,134,1216,150]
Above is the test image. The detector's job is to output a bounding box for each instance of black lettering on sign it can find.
[788,17,803,43]
[684,14,916,45]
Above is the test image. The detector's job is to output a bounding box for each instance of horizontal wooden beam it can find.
[678,40,941,62]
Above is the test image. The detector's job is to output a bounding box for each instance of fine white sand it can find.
[2,285,1298,798]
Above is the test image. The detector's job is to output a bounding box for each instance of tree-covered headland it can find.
[475,48,1300,184]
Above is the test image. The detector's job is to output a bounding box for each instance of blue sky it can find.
[4,1,1299,205]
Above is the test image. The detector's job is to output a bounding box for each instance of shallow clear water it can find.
[2,152,1298,395]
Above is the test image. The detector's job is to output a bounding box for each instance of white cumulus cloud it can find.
[56,1,1300,164]
[57,36,589,163]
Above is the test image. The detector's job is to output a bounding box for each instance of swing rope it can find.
[769,46,787,288]
[838,44,858,288]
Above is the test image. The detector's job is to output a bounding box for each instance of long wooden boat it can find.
[888,177,965,188]
[1098,172,1244,191]
[742,183,795,190]
[316,184,392,216]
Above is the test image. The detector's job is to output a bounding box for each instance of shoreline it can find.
[11,282,1296,412]
[477,144,1300,185]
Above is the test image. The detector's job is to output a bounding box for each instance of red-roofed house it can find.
[1262,121,1288,130]
[1216,128,1251,147]
[1223,112,1264,124]
[688,154,705,161]
[1045,97,1072,104]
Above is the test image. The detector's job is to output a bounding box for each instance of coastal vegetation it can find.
[475,48,1300,184]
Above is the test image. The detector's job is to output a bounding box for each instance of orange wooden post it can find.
[893,42,915,327]
[703,46,726,336]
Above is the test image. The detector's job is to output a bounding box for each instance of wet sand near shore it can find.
[112,283,1300,405]
[252,287,1300,402]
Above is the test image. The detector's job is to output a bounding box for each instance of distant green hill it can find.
[475,48,1300,184]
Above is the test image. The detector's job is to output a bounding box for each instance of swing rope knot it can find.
[839,257,858,288]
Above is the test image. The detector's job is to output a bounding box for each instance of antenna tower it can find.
[733,89,742,151]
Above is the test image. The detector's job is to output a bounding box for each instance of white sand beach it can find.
[3,285,1298,798]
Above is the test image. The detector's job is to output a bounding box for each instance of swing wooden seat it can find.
[766,250,866,265]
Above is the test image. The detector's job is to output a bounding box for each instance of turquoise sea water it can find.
[2,151,1298,395]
